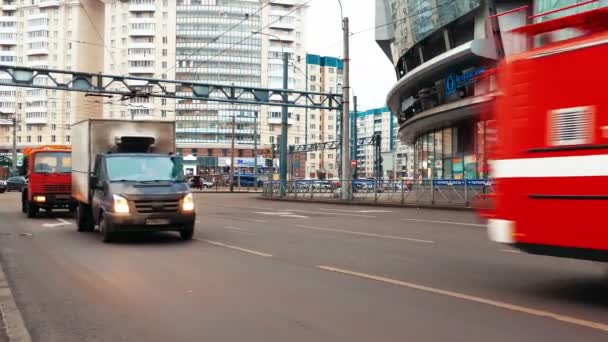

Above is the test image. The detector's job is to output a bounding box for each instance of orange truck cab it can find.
[20,145,76,217]
[485,7,608,261]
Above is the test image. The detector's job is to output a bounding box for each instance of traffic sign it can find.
[351,160,356,168]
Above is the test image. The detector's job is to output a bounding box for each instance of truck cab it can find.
[20,146,76,217]
[72,119,196,243]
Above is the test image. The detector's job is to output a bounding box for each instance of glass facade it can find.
[413,121,490,180]
[535,0,607,21]
[387,0,482,67]
[175,0,262,147]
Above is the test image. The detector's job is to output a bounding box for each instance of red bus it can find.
[484,6,608,261]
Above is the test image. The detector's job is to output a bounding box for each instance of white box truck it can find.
[72,119,195,242]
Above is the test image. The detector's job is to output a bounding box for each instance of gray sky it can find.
[305,0,396,111]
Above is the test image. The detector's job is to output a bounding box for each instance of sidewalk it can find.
[258,195,475,211]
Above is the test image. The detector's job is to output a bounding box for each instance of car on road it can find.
[189,176,214,189]
[0,179,6,193]
[6,176,26,192]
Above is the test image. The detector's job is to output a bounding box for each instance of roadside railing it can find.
[262,179,494,208]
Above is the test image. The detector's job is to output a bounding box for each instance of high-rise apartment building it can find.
[0,0,309,169]
[352,107,413,179]
[102,0,177,121]
[175,0,308,159]
[0,0,104,153]
[303,53,342,179]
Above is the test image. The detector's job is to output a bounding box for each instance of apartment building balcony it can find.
[268,117,294,125]
[0,100,15,112]
[0,35,16,45]
[129,28,155,37]
[0,24,16,33]
[38,0,60,8]
[1,4,17,11]
[129,2,156,12]
[0,17,16,25]
[26,48,49,56]
[269,20,295,31]
[127,53,155,62]
[128,66,155,74]
[24,116,48,125]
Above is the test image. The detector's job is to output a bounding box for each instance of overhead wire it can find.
[157,0,277,78]
[189,0,313,70]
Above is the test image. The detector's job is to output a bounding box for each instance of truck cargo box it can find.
[71,119,176,204]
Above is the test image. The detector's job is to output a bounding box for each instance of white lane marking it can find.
[197,239,273,257]
[295,225,434,244]
[42,218,72,228]
[287,209,376,218]
[402,218,485,227]
[501,249,523,254]
[250,219,267,223]
[316,265,608,332]
[253,212,309,219]
[319,208,393,213]
[224,226,249,231]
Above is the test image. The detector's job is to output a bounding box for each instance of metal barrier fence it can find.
[262,179,494,208]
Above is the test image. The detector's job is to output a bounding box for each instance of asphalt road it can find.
[0,193,606,342]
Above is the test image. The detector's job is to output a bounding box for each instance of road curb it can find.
[0,263,31,342]
[258,197,474,211]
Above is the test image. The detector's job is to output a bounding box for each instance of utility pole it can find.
[11,117,16,176]
[253,112,258,191]
[230,109,236,192]
[279,51,289,197]
[269,143,275,187]
[340,17,351,200]
[352,95,357,179]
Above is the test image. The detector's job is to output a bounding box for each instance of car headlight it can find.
[182,193,194,212]
[113,194,130,214]
[33,195,46,203]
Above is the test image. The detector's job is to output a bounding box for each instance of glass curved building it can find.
[375,0,607,180]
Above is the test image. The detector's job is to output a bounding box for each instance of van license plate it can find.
[146,219,170,226]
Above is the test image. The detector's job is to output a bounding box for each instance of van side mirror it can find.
[90,176,99,189]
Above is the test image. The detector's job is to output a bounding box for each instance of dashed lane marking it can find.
[295,225,435,244]
[253,212,309,219]
[197,239,273,258]
[287,209,376,218]
[42,218,72,228]
[402,218,485,227]
[316,265,608,332]
[501,249,523,254]
[223,226,249,231]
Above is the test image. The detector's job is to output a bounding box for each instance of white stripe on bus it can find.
[492,155,608,178]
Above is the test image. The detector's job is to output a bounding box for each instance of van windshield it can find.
[106,156,183,182]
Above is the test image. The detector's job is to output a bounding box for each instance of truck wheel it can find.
[99,213,116,243]
[76,203,94,232]
[180,223,195,241]
[26,202,38,218]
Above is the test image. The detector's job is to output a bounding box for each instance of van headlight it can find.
[113,194,130,214]
[182,193,194,212]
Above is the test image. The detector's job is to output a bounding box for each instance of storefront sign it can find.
[445,67,486,95]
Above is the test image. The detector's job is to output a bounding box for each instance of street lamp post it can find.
[252,30,289,197]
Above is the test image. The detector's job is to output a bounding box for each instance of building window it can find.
[66,135,70,143]
[27,136,31,143]
[37,136,42,143]
[161,110,167,118]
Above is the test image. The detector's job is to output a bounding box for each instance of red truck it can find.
[483,6,608,261]
[20,145,76,217]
